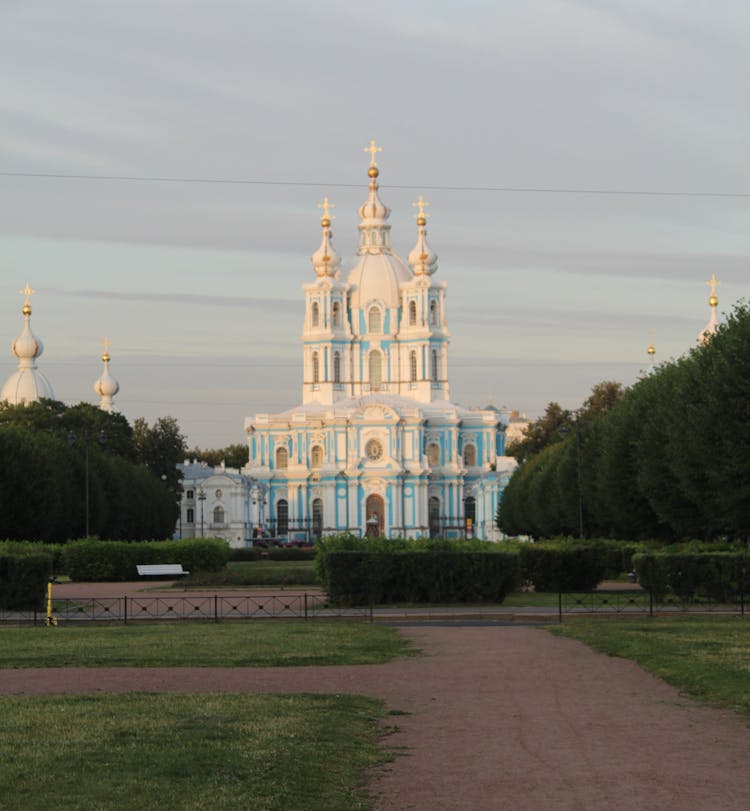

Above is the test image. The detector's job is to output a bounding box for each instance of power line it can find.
[2,170,750,198]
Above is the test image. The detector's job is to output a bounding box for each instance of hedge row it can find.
[228,547,317,562]
[634,552,749,603]
[0,552,52,610]
[62,538,230,581]
[324,550,520,606]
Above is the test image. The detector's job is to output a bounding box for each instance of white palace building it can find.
[223,145,517,543]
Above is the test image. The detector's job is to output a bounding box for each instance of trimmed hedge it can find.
[62,538,230,581]
[634,551,747,603]
[0,541,66,575]
[0,552,53,610]
[519,544,608,591]
[323,550,520,606]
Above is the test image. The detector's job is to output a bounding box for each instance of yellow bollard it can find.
[45,578,58,627]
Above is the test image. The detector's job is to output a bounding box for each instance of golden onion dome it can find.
[709,294,719,307]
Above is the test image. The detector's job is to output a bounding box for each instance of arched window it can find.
[368,306,381,333]
[369,350,382,390]
[276,499,288,535]
[311,302,320,328]
[312,498,323,540]
[311,445,323,468]
[429,496,440,538]
[431,349,439,382]
[408,300,417,326]
[332,301,341,327]
[463,444,476,467]
[333,351,341,384]
[213,505,225,524]
[427,443,440,466]
[312,351,320,384]
[410,350,417,382]
[429,300,438,326]
[276,446,288,469]
[464,496,476,526]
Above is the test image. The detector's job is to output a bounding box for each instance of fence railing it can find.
[1,593,372,625]
[3,588,748,625]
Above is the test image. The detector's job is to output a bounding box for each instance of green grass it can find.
[0,692,390,810]
[552,616,750,716]
[182,560,319,587]
[0,621,415,668]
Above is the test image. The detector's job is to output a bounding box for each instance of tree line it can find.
[498,303,750,542]
[0,401,186,541]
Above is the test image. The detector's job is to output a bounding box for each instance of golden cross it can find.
[412,195,430,220]
[19,281,36,306]
[317,197,335,221]
[364,139,382,166]
[706,273,721,297]
[102,336,111,353]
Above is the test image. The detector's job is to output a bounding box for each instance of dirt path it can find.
[2,626,750,809]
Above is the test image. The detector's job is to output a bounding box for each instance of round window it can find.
[365,439,383,461]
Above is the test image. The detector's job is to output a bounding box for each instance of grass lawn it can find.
[552,616,750,716]
[0,621,415,668]
[182,560,318,588]
[0,692,390,810]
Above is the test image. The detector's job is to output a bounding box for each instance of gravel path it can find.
[2,625,750,809]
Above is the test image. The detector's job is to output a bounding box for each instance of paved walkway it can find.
[2,626,750,809]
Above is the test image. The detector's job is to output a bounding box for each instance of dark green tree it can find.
[187,443,248,469]
[133,416,187,495]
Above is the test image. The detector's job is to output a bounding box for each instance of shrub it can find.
[519,544,607,591]
[634,551,747,603]
[0,552,53,610]
[62,538,230,581]
[323,549,520,606]
[228,548,263,562]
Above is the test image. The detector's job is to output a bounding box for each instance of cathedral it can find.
[240,145,517,542]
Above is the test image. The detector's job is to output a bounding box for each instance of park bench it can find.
[136,564,189,577]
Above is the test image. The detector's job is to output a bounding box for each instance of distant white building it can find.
[176,460,253,546]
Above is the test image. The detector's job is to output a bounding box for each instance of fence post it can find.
[124,595,128,625]
[649,585,654,617]
[304,593,308,620]
[558,588,563,624]
[214,594,219,622]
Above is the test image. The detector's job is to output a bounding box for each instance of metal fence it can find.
[1,593,372,625]
[2,588,748,625]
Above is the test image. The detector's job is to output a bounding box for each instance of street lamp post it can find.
[197,486,206,538]
[69,428,105,538]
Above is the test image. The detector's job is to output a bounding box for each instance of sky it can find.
[1,0,748,450]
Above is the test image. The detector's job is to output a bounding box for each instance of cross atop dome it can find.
[706,273,720,306]
[317,197,335,227]
[364,139,382,166]
[19,281,36,315]
[413,195,430,226]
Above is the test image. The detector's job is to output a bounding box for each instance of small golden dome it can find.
[709,294,719,307]
[417,215,426,226]
[368,165,379,178]
[102,352,110,363]
[647,344,656,356]
[321,216,331,228]
[22,303,31,316]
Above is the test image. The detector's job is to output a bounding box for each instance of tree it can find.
[506,402,571,464]
[133,416,187,495]
[187,443,248,470]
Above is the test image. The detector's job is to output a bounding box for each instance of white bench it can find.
[136,564,189,577]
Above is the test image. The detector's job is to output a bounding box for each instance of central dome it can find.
[347,251,411,310]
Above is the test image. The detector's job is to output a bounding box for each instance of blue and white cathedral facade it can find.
[241,147,516,541]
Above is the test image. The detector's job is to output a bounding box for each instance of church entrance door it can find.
[365,494,384,538]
